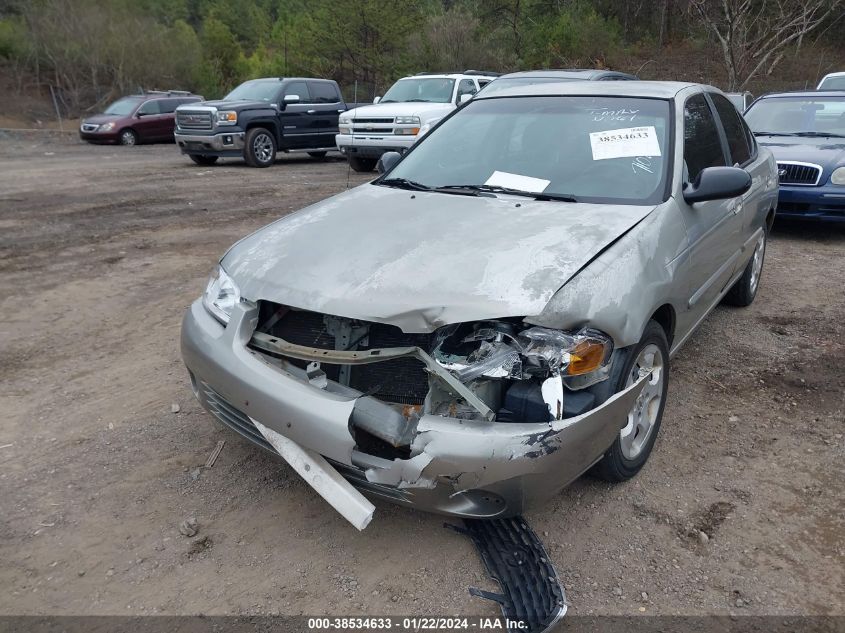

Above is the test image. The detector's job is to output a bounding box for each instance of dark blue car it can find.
[744,91,845,222]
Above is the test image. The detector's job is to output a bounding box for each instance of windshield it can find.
[744,96,845,136]
[480,76,581,96]
[383,96,671,205]
[381,78,455,103]
[104,98,141,116]
[224,81,279,102]
[818,76,845,90]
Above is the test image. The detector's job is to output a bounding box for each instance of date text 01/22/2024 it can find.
[307,616,530,630]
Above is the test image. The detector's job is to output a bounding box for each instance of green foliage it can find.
[0,16,28,59]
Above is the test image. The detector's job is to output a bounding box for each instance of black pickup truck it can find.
[174,77,359,167]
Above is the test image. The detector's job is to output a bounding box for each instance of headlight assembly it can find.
[216,111,238,126]
[99,122,115,132]
[831,166,845,185]
[202,265,240,324]
[394,116,421,136]
[433,322,613,387]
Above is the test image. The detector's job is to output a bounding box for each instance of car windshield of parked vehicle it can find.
[381,96,671,205]
[381,78,456,103]
[818,76,845,90]
[223,81,279,102]
[104,97,141,116]
[480,76,581,96]
[745,96,845,137]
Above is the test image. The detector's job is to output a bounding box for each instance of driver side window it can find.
[456,79,476,103]
[137,100,161,115]
[683,94,726,183]
[284,82,311,103]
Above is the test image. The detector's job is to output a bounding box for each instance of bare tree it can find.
[689,0,844,90]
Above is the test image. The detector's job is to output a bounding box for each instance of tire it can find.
[593,320,670,483]
[723,226,767,307]
[244,127,277,168]
[119,129,138,146]
[307,151,328,160]
[189,154,219,166]
[348,156,377,172]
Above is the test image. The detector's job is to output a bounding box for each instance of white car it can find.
[817,72,845,90]
[336,71,498,172]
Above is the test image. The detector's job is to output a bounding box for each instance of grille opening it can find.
[252,302,434,406]
[352,426,412,460]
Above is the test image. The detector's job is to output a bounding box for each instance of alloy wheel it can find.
[620,343,665,460]
[252,133,274,164]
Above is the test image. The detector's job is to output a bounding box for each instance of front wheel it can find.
[119,129,138,146]
[244,127,277,167]
[723,227,766,307]
[593,320,670,482]
[348,156,377,172]
[189,154,218,166]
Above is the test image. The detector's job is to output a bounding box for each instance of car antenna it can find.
[346,79,357,189]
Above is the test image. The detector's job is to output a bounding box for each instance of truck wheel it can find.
[189,154,218,166]
[723,226,766,307]
[119,129,138,146]
[348,156,377,172]
[307,151,328,160]
[592,320,669,483]
[244,127,276,168]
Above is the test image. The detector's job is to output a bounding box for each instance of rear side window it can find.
[284,82,311,102]
[308,82,340,103]
[710,93,751,165]
[456,78,477,101]
[158,99,179,113]
[137,99,161,115]
[684,94,726,183]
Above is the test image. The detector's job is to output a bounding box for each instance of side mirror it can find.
[458,93,473,105]
[376,151,402,174]
[683,166,751,204]
[373,96,381,104]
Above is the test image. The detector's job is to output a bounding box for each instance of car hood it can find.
[189,100,270,111]
[347,102,453,120]
[222,185,657,333]
[756,136,845,170]
[82,113,127,125]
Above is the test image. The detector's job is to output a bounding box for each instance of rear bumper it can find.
[175,130,245,156]
[776,185,845,221]
[180,300,645,519]
[335,134,414,158]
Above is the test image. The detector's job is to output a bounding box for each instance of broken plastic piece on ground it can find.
[448,517,567,633]
[251,418,375,530]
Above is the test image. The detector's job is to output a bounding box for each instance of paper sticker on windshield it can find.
[589,126,661,161]
[484,170,550,193]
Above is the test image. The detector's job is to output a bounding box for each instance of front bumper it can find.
[79,126,119,143]
[181,300,644,519]
[175,130,245,156]
[335,133,415,158]
[777,184,845,221]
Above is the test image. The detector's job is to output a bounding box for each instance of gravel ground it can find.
[0,134,843,618]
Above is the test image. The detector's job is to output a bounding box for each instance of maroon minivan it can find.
[79,91,203,146]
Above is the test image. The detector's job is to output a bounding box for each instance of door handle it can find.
[337,109,345,112]
[307,109,316,114]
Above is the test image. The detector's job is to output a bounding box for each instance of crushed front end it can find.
[181,292,645,522]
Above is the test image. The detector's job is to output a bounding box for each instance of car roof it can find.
[820,71,845,78]
[399,73,497,80]
[473,80,703,100]
[757,90,845,98]
[497,69,637,80]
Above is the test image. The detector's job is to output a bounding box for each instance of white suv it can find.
[336,71,498,172]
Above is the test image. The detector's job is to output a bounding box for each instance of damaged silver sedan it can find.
[181,81,778,528]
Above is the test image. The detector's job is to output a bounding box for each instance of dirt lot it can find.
[1,133,843,618]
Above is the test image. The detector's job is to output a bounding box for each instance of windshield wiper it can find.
[792,131,845,138]
[438,184,578,202]
[378,177,433,191]
[752,131,798,136]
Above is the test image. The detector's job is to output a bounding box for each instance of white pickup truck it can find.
[336,71,499,172]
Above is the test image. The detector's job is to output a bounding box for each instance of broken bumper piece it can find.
[181,300,645,522]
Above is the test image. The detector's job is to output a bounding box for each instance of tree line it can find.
[0,0,842,114]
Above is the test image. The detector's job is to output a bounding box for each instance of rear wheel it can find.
[348,156,377,172]
[244,127,276,167]
[307,151,328,160]
[119,129,137,146]
[189,154,219,166]
[723,227,766,307]
[593,320,669,482]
